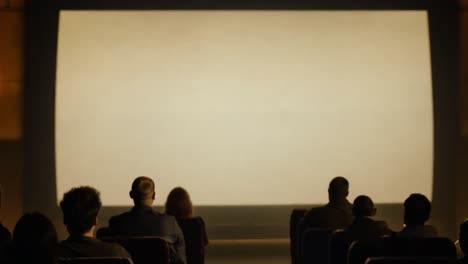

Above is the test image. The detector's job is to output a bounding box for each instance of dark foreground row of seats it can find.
[19,236,168,264]
[60,235,190,264]
[61,257,134,264]
[61,256,458,264]
[0,216,206,264]
[93,217,206,264]
[290,209,457,264]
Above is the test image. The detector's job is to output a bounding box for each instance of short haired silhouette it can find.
[109,177,187,263]
[352,195,376,217]
[165,187,193,220]
[331,195,391,264]
[59,187,130,259]
[12,212,58,264]
[397,194,436,238]
[130,176,155,204]
[404,193,431,226]
[460,220,468,257]
[328,176,349,201]
[60,186,102,235]
[300,176,353,230]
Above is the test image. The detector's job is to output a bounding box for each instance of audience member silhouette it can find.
[343,195,392,239]
[58,186,130,259]
[301,176,353,229]
[458,220,468,264]
[0,220,11,263]
[330,196,392,264]
[108,177,186,264]
[165,187,194,220]
[0,221,11,245]
[397,193,437,238]
[165,187,208,244]
[10,212,58,264]
[165,187,209,264]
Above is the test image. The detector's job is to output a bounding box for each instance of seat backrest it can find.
[301,228,335,264]
[101,237,170,264]
[349,237,457,264]
[365,257,456,264]
[177,217,207,264]
[290,209,307,264]
[381,238,456,258]
[329,229,349,264]
[60,257,134,264]
[348,239,381,264]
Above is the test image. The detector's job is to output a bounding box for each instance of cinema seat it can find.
[365,257,456,264]
[177,217,208,264]
[329,229,348,264]
[290,209,307,264]
[301,228,335,264]
[348,237,457,264]
[60,257,134,264]
[100,237,170,264]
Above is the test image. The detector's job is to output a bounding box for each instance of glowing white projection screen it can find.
[56,11,433,206]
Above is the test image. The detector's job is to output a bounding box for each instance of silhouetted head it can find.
[60,186,102,236]
[130,176,156,206]
[403,193,431,227]
[352,195,376,217]
[459,219,468,256]
[12,212,58,264]
[165,187,193,219]
[328,176,349,202]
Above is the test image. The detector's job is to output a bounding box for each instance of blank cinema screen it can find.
[55,11,433,206]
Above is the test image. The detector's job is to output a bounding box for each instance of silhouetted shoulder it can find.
[109,213,124,222]
[0,223,11,244]
[107,205,183,240]
[152,212,180,227]
[302,206,323,222]
[302,203,353,229]
[109,211,134,225]
[58,236,130,259]
[374,220,393,236]
[304,206,322,216]
[397,225,438,238]
[157,212,178,221]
